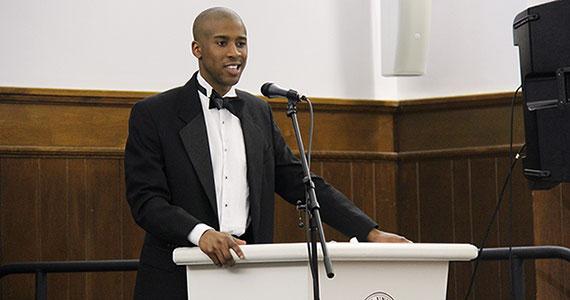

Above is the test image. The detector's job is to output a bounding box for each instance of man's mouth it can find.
[224,63,242,76]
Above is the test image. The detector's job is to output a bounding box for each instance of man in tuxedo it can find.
[125,7,409,299]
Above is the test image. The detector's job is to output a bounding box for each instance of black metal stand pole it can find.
[35,271,47,300]
[309,213,320,300]
[286,97,334,300]
[511,257,525,300]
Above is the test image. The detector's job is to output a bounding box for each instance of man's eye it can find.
[217,41,227,46]
[237,42,246,48]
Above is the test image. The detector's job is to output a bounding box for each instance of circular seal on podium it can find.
[364,291,395,300]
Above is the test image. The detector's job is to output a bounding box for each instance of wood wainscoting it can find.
[0,87,567,299]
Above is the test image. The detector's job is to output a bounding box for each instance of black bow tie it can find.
[196,80,238,112]
[209,90,237,111]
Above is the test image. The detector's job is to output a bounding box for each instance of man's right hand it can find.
[198,230,246,267]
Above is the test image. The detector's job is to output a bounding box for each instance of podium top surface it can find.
[173,242,478,266]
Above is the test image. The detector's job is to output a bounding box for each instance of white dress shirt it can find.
[187,72,250,246]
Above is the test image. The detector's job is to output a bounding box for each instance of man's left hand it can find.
[366,229,412,243]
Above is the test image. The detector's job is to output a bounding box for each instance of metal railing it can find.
[0,245,568,300]
[0,259,138,300]
[477,245,570,300]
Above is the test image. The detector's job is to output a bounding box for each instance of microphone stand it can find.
[286,95,334,300]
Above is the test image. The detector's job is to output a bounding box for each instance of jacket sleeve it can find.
[268,106,378,242]
[124,101,199,246]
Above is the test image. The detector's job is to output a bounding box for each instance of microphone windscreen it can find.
[261,82,273,97]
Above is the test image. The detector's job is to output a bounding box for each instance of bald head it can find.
[192,7,246,43]
[190,7,248,96]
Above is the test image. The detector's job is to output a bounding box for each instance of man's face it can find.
[192,17,247,95]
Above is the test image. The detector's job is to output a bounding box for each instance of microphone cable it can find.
[301,96,322,299]
[463,85,523,300]
[304,96,314,168]
[506,85,523,299]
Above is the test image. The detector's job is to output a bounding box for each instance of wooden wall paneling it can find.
[396,102,525,152]
[532,186,565,299]
[495,158,535,245]
[0,103,130,148]
[66,158,87,299]
[272,193,304,244]
[450,159,473,243]
[396,161,420,242]
[373,161,398,233]
[39,159,69,300]
[0,158,39,299]
[450,159,475,300]
[272,160,325,244]
[351,161,375,222]
[417,159,454,243]
[416,159,455,298]
[320,161,352,242]
[561,183,570,298]
[1,88,547,299]
[0,157,2,298]
[305,111,394,152]
[469,158,502,299]
[273,157,396,244]
[272,107,395,152]
[119,159,142,300]
[84,159,124,299]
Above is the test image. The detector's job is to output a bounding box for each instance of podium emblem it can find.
[364,291,395,300]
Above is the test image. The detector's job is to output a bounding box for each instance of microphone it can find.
[261,82,305,101]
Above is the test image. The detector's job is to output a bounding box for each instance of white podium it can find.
[173,243,477,300]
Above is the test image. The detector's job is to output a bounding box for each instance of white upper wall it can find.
[0,0,531,100]
[395,0,527,99]
[528,0,557,7]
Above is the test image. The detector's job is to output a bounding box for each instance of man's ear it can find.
[191,41,202,59]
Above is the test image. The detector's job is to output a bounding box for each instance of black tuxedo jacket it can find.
[124,72,377,299]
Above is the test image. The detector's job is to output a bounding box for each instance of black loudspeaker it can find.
[513,0,570,190]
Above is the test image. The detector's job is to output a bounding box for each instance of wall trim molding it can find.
[0,146,124,158]
[0,144,524,160]
[0,86,520,112]
[395,91,522,112]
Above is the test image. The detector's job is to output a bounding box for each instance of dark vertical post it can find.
[511,257,525,300]
[35,271,47,300]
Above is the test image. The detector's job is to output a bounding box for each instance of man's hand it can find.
[366,228,412,243]
[198,230,246,267]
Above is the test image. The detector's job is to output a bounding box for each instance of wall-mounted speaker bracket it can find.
[524,168,551,179]
[527,99,558,111]
[557,67,570,106]
[513,13,539,30]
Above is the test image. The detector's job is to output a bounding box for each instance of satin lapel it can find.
[233,91,264,231]
[178,74,218,216]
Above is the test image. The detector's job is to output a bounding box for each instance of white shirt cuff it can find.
[188,223,214,246]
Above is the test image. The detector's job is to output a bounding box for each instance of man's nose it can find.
[226,43,241,57]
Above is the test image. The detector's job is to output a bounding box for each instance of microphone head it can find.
[261,82,274,98]
[260,82,300,100]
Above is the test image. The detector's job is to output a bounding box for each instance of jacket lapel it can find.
[178,73,218,216]
[175,81,266,228]
[234,90,264,232]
